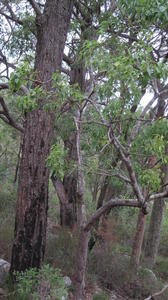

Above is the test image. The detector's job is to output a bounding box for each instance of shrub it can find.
[93,292,108,300]
[88,244,162,299]
[45,227,78,277]
[15,264,68,300]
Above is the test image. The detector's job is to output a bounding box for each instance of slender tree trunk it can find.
[144,198,165,268]
[52,64,86,228]
[62,133,78,227]
[74,229,89,300]
[143,92,167,268]
[130,209,147,268]
[88,176,109,250]
[10,0,73,273]
[51,175,76,228]
[73,105,89,299]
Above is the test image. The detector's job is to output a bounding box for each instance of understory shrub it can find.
[88,243,164,299]
[45,227,78,277]
[15,264,67,300]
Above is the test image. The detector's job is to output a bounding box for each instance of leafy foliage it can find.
[47,142,67,180]
[15,264,68,300]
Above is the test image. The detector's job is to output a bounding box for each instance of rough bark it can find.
[10,0,74,273]
[130,209,147,268]
[144,198,165,268]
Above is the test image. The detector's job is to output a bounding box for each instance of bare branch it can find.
[27,0,42,16]
[149,189,168,201]
[109,128,144,204]
[0,7,23,25]
[0,83,9,90]
[63,53,73,66]
[129,93,158,146]
[113,173,131,184]
[61,67,71,76]
[0,82,29,94]
[0,95,24,132]
[88,98,108,127]
[144,283,168,300]
[0,50,16,74]
[85,198,140,232]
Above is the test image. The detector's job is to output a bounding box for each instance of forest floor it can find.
[0,213,168,300]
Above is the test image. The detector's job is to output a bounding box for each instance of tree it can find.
[0,0,74,273]
[71,1,168,296]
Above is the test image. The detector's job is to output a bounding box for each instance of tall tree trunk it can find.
[88,176,109,250]
[62,132,78,226]
[143,88,167,268]
[74,229,89,300]
[73,105,88,300]
[52,64,86,227]
[144,199,165,268]
[130,209,147,268]
[10,0,73,273]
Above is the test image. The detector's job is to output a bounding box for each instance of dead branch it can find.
[144,283,168,300]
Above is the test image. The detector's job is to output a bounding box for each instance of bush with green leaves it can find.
[15,264,68,300]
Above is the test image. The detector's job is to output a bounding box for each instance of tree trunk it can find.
[74,229,89,300]
[52,63,86,227]
[52,174,76,228]
[62,131,78,227]
[143,83,167,268]
[130,209,147,268]
[88,176,109,250]
[10,0,73,273]
[144,198,165,268]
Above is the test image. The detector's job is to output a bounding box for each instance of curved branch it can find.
[144,283,168,300]
[149,189,168,201]
[85,198,140,232]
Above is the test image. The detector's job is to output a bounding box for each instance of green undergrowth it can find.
[7,264,67,300]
